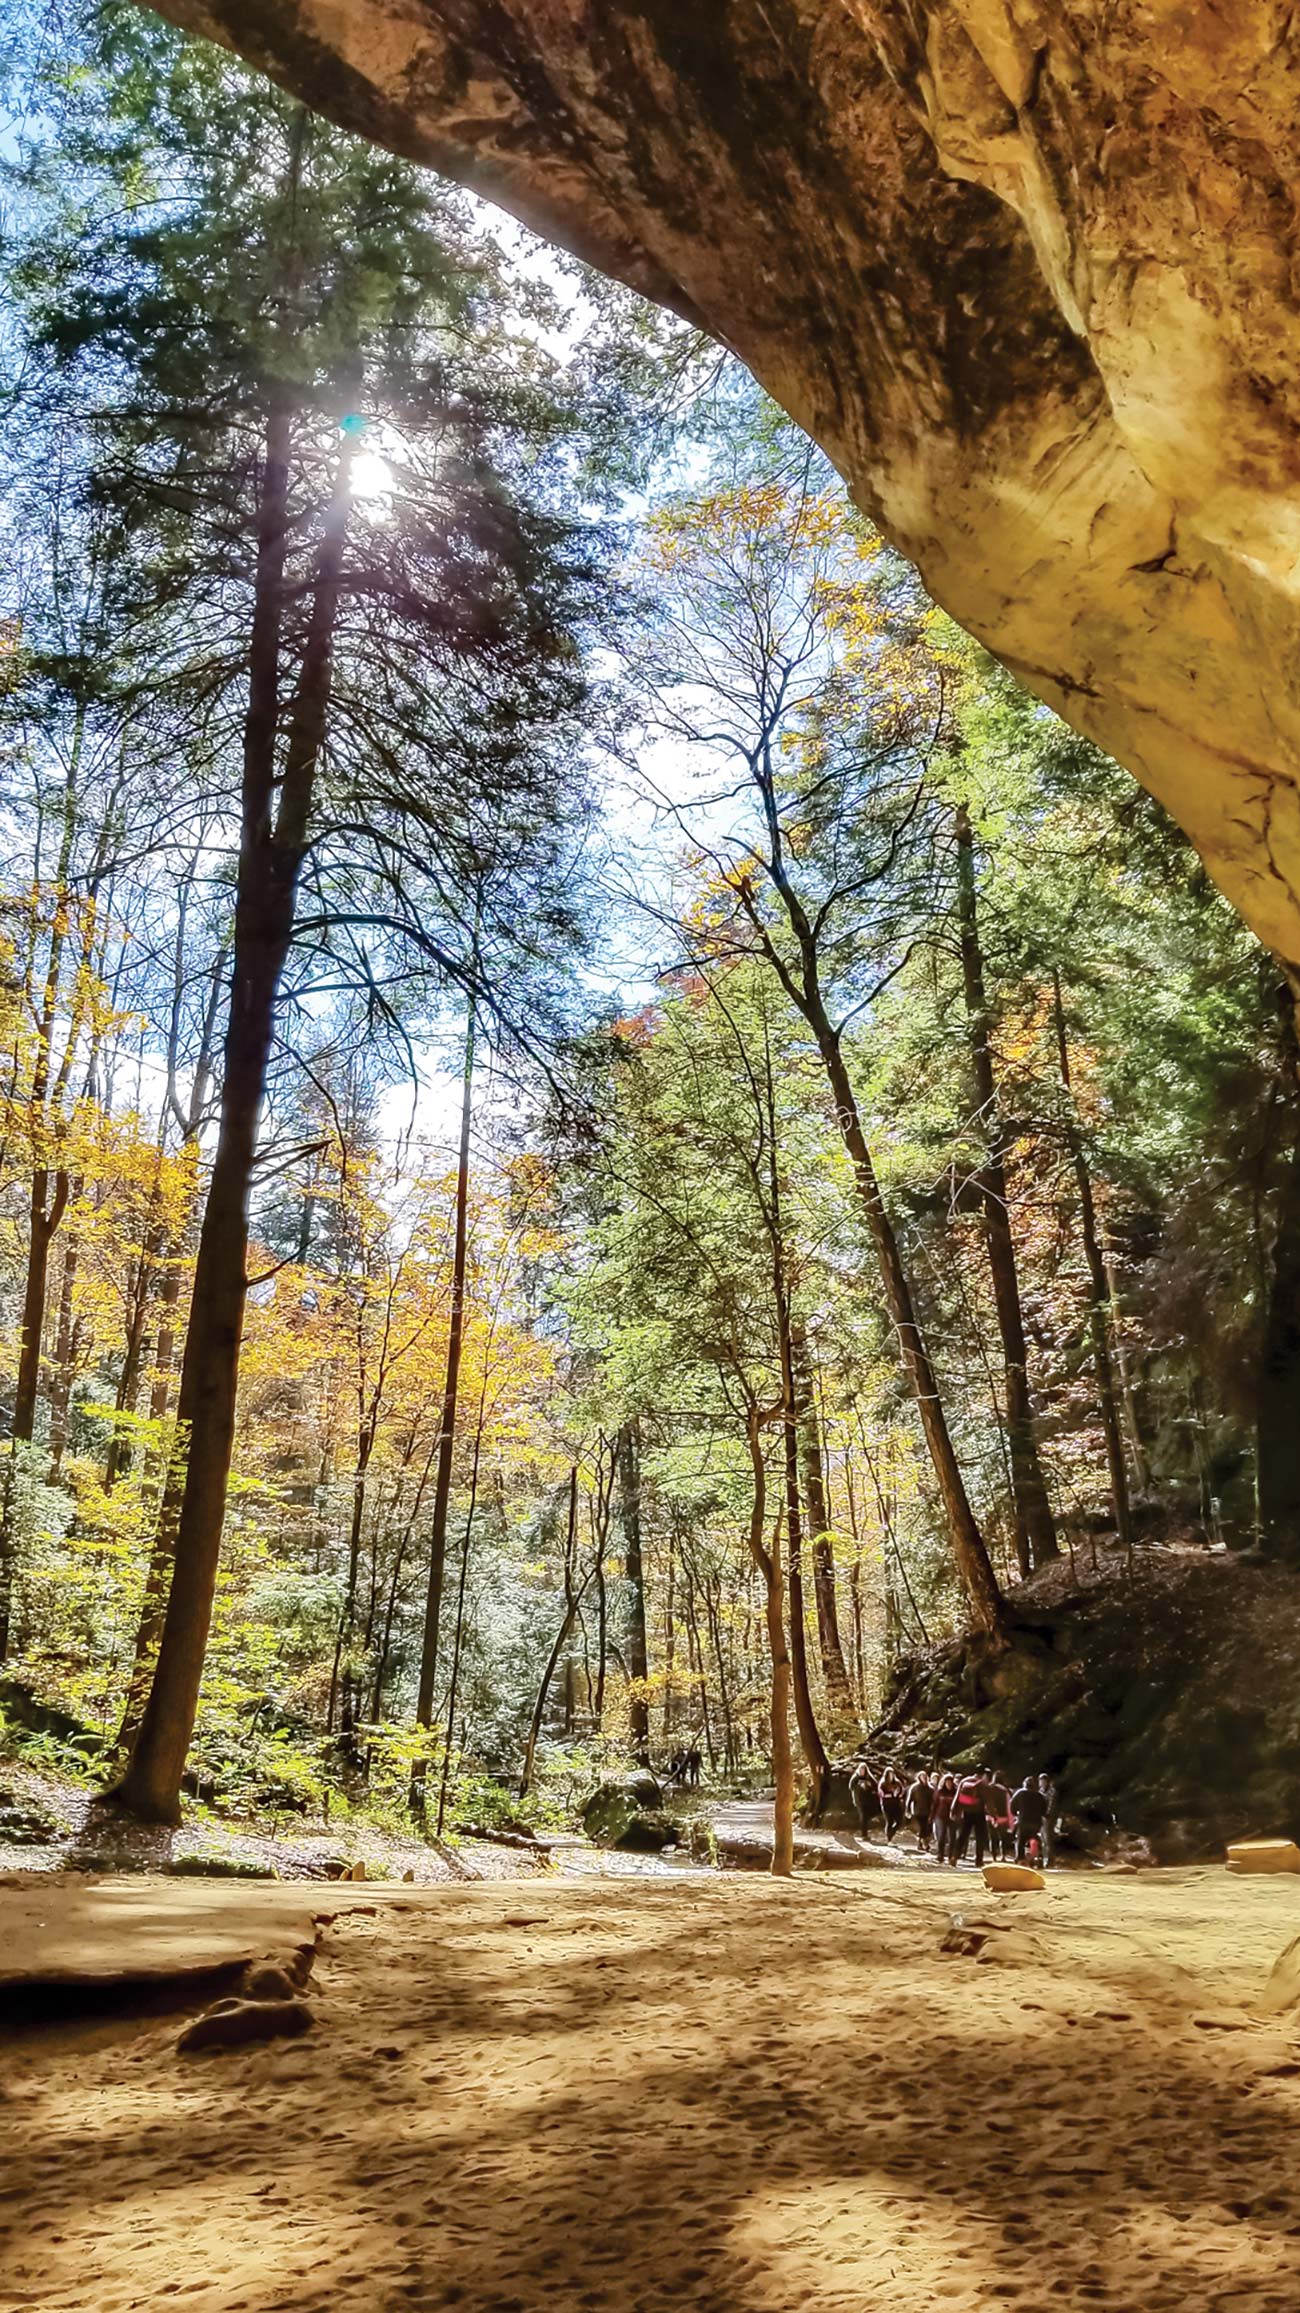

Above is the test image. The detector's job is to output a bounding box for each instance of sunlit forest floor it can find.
[5,1869,1300,2313]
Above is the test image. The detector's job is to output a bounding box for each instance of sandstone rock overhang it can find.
[148,1,1300,966]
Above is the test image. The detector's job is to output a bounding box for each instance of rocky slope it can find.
[876,1547,1300,1860]
[153,0,1300,969]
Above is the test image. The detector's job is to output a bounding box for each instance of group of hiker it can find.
[850,1761,1059,1868]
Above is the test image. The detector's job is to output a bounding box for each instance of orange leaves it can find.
[645,483,875,596]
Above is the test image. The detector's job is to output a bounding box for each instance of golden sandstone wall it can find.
[155,1,1300,962]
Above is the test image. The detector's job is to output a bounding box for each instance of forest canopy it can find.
[0,1,1295,1851]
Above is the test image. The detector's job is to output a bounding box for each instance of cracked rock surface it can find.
[151,0,1300,962]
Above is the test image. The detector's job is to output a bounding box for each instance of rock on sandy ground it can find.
[5,1867,1300,2312]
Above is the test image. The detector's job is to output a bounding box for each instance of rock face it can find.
[152,1,1300,964]
[581,1771,679,1850]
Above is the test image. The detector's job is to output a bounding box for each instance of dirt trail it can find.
[4,1867,1300,2313]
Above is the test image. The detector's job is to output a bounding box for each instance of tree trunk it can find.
[45,1214,82,1481]
[704,1578,736,1773]
[815,1023,1005,1635]
[842,1453,866,1707]
[9,715,84,1455]
[111,396,349,1824]
[519,1466,584,1796]
[791,1319,856,1723]
[814,1013,994,1628]
[12,1170,69,1445]
[1255,1000,1300,1556]
[592,1437,611,1727]
[370,1529,411,1725]
[661,1527,676,1740]
[747,836,1004,1636]
[434,1346,492,1835]
[771,1273,830,1817]
[1256,1130,1300,1552]
[955,804,1058,1570]
[104,1229,160,1490]
[616,1418,651,1763]
[412,969,476,1806]
[683,1572,715,1767]
[744,1401,794,1877]
[328,1418,375,1740]
[0,1160,68,1660]
[1052,971,1134,1553]
[1103,1233,1152,1495]
[148,1254,187,1423]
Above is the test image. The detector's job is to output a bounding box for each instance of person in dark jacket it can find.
[1011,1773,1049,1863]
[906,1770,935,1852]
[952,1769,990,1866]
[1041,1777,1060,1866]
[932,1773,958,1864]
[984,1770,1014,1861]
[848,1759,876,1836]
[878,1768,905,1842]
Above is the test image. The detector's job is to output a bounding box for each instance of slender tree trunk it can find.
[858,1414,930,1645]
[616,1418,651,1763]
[704,1579,735,1773]
[435,1342,493,1834]
[1255,1000,1300,1555]
[0,1159,67,1659]
[149,942,222,1429]
[371,1530,411,1724]
[412,968,477,1806]
[1256,1132,1300,1553]
[104,1230,160,1490]
[46,1212,82,1481]
[816,1024,1005,1633]
[111,391,350,1823]
[756,1004,831,1810]
[328,1419,375,1740]
[592,1437,611,1727]
[12,1168,69,1444]
[519,1467,584,1796]
[744,1401,794,1876]
[10,715,84,1450]
[683,1572,715,1767]
[791,1319,855,1722]
[148,1255,186,1423]
[776,1280,830,1816]
[842,1454,867,1707]
[746,833,1004,1635]
[955,804,1058,1570]
[662,1527,676,1740]
[1103,1234,1151,1495]
[1052,971,1134,1553]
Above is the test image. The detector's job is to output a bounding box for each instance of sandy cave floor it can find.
[4,1866,1300,2313]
